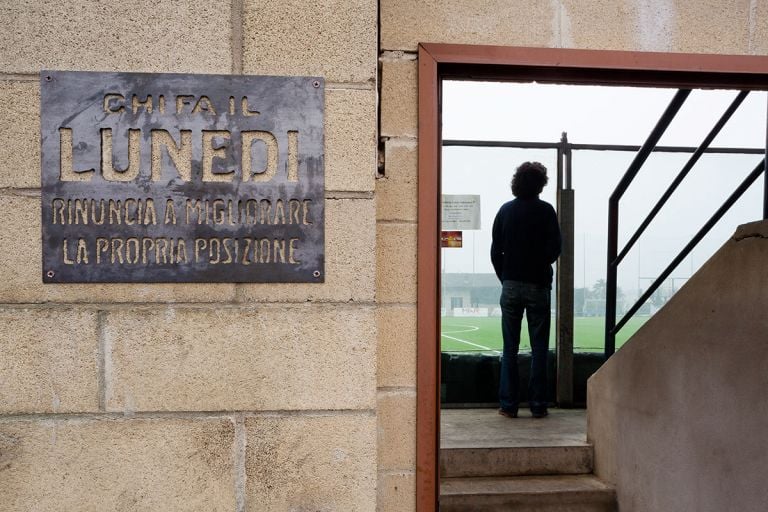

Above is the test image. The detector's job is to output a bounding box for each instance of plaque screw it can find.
[46,270,55,278]
[44,75,52,82]
[312,80,320,88]
[313,270,321,278]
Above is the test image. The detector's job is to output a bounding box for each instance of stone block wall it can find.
[2,0,767,510]
[380,0,763,54]
[375,1,767,509]
[375,50,418,512]
[0,1,378,511]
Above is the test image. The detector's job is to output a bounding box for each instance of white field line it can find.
[441,325,480,335]
[440,325,501,354]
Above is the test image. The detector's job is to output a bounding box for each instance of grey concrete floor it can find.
[441,408,588,449]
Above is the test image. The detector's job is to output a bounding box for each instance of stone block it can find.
[380,0,556,51]
[242,0,377,83]
[245,414,376,510]
[0,308,98,414]
[326,88,377,192]
[561,0,750,53]
[0,193,236,303]
[0,418,236,512]
[376,305,416,388]
[670,0,750,54]
[377,391,416,470]
[750,1,768,55]
[380,59,417,138]
[377,140,417,221]
[376,222,417,304]
[105,304,375,412]
[378,471,416,512]
[0,0,232,74]
[0,81,39,188]
[237,198,375,302]
[557,0,637,50]
[0,194,42,303]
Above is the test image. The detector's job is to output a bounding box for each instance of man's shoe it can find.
[531,409,549,418]
[498,408,518,418]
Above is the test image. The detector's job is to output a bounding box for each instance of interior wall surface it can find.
[377,1,768,510]
[587,221,768,511]
[0,1,379,511]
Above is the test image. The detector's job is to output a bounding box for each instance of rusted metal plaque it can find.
[41,70,324,283]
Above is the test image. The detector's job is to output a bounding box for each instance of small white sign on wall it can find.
[441,194,481,230]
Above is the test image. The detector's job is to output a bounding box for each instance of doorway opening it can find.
[440,81,766,403]
[417,44,768,511]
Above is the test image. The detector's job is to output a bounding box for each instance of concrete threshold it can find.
[440,408,592,477]
[441,408,588,449]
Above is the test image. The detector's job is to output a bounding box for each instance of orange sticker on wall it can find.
[441,231,463,248]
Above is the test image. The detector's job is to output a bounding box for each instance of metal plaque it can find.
[41,70,324,283]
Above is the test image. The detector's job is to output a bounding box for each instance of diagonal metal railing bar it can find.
[764,98,768,219]
[612,158,765,335]
[608,89,693,204]
[614,91,750,267]
[605,88,691,357]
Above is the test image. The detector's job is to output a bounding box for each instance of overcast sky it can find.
[441,81,767,297]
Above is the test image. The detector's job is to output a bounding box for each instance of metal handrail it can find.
[613,158,764,335]
[604,89,691,357]
[604,89,765,358]
[614,91,750,266]
[443,139,764,155]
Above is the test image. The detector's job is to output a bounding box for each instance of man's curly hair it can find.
[511,161,548,198]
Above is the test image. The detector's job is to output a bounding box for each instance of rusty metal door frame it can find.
[416,43,768,511]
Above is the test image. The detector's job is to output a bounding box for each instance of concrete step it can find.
[441,443,593,477]
[441,408,593,477]
[440,474,617,512]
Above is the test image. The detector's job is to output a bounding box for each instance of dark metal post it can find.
[556,137,564,190]
[764,94,768,219]
[556,133,574,407]
[605,200,619,358]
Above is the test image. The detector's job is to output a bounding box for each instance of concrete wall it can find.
[1,0,767,510]
[588,221,768,511]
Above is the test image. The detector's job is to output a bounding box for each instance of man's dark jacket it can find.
[490,197,562,287]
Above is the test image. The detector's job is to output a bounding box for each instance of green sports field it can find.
[441,316,648,352]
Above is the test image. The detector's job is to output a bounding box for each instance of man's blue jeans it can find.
[499,280,551,414]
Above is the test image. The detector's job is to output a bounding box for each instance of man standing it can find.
[491,161,561,418]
